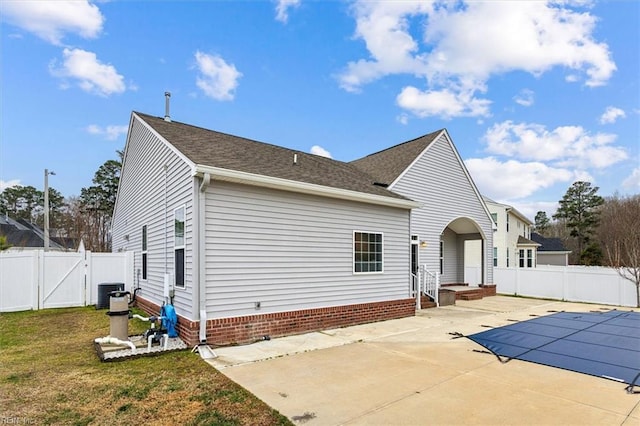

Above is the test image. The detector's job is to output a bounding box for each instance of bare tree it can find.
[598,194,640,307]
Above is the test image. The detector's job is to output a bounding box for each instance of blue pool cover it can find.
[467,310,640,390]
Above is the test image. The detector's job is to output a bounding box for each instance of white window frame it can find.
[174,206,186,288]
[353,231,384,274]
[141,224,148,280]
[439,240,444,274]
[493,247,498,267]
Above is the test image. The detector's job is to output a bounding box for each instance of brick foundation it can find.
[479,284,497,297]
[134,296,416,346]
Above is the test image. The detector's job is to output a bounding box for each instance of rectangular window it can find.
[174,206,185,287]
[506,249,510,267]
[506,214,510,232]
[493,247,498,267]
[490,213,497,225]
[141,225,147,280]
[353,231,383,273]
[519,249,525,268]
[439,240,444,274]
[527,249,533,268]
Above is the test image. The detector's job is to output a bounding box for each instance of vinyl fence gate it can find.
[0,250,134,312]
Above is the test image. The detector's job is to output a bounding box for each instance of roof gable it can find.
[349,130,442,186]
[134,112,410,202]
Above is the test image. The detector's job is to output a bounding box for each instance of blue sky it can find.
[1,0,638,219]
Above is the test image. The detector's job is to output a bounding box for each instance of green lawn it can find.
[0,307,292,426]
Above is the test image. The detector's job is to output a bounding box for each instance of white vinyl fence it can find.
[495,265,638,307]
[0,250,134,312]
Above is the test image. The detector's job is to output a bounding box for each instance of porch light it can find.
[420,241,427,248]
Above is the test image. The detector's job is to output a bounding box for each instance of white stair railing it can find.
[420,265,440,307]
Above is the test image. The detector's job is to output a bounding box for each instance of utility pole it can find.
[44,168,55,251]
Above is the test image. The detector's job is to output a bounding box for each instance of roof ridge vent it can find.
[164,92,171,122]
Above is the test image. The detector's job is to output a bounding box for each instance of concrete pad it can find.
[206,296,640,425]
[207,330,353,369]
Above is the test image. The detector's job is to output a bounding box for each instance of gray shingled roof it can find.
[517,235,540,246]
[136,112,410,201]
[531,233,570,252]
[0,216,73,249]
[349,130,443,186]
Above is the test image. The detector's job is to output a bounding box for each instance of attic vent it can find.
[293,153,298,165]
[373,182,389,188]
[164,92,171,122]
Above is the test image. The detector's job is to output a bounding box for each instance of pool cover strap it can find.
[466,310,640,393]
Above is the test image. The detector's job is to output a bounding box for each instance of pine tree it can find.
[553,181,604,265]
[534,211,550,235]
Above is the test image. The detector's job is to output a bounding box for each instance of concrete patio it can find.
[205,296,640,425]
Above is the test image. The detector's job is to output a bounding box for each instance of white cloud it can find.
[622,167,640,190]
[50,48,126,96]
[1,0,103,45]
[0,180,21,192]
[513,89,535,107]
[194,51,242,101]
[275,0,301,23]
[339,1,615,118]
[396,113,410,125]
[86,124,128,141]
[599,106,626,124]
[310,145,332,158]
[509,200,560,224]
[483,120,627,169]
[397,85,491,119]
[465,157,573,200]
[338,1,433,93]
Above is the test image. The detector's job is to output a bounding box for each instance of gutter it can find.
[193,165,422,210]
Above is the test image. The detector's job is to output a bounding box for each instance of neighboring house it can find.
[482,197,539,268]
[111,111,494,346]
[0,215,74,251]
[530,232,571,266]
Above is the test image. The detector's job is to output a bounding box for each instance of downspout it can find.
[197,173,211,342]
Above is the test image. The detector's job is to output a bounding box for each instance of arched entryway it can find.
[441,217,487,285]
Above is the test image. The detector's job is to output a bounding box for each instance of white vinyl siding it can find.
[111,116,194,318]
[390,133,494,284]
[203,182,410,319]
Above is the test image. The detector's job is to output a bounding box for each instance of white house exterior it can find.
[351,130,495,288]
[483,197,539,269]
[112,112,493,345]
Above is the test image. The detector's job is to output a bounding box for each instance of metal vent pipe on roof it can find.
[164,92,171,122]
